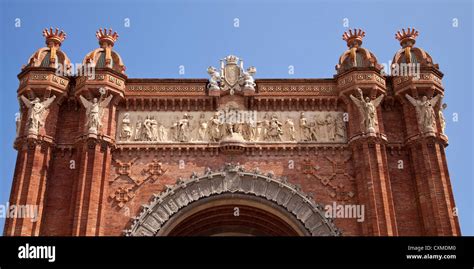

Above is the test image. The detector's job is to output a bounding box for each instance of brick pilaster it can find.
[71,86,120,236]
[406,137,460,235]
[4,141,53,236]
[395,79,460,235]
[71,140,112,236]
[351,138,398,235]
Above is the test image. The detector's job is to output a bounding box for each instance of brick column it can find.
[4,141,53,236]
[72,139,113,235]
[397,90,460,235]
[342,84,398,236]
[72,72,124,235]
[71,98,119,236]
[4,68,68,236]
[350,138,398,235]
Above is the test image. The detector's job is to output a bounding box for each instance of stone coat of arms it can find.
[207,55,256,95]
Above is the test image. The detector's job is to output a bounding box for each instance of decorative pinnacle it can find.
[96,28,119,47]
[42,27,66,47]
[395,28,419,47]
[342,28,365,48]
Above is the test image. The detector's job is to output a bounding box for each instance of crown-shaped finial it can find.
[342,28,365,48]
[96,28,119,47]
[42,27,66,47]
[395,28,419,47]
[225,55,239,64]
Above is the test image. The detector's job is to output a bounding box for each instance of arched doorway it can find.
[161,194,306,236]
[125,164,340,236]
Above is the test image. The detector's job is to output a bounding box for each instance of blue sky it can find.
[0,0,472,235]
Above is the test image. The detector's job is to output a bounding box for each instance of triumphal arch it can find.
[4,27,460,236]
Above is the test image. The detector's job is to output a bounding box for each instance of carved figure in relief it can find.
[208,112,222,142]
[242,122,252,141]
[335,114,346,139]
[325,114,336,141]
[177,113,191,142]
[253,119,261,141]
[350,88,383,133]
[405,94,440,133]
[223,117,234,137]
[20,95,56,135]
[220,106,244,139]
[233,121,244,138]
[157,121,167,141]
[79,92,113,134]
[142,116,153,141]
[197,113,208,141]
[299,112,312,141]
[314,115,327,141]
[267,114,283,141]
[150,117,159,141]
[169,116,180,141]
[260,113,271,140]
[237,121,246,136]
[120,113,132,141]
[285,118,296,141]
[248,121,257,141]
[134,117,143,141]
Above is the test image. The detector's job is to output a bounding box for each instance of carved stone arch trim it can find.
[125,164,341,236]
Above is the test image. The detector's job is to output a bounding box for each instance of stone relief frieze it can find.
[116,110,347,143]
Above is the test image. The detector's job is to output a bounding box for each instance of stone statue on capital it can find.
[20,95,56,135]
[79,88,113,135]
[405,93,440,133]
[350,88,384,133]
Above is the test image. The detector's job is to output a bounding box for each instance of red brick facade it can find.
[4,27,460,236]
